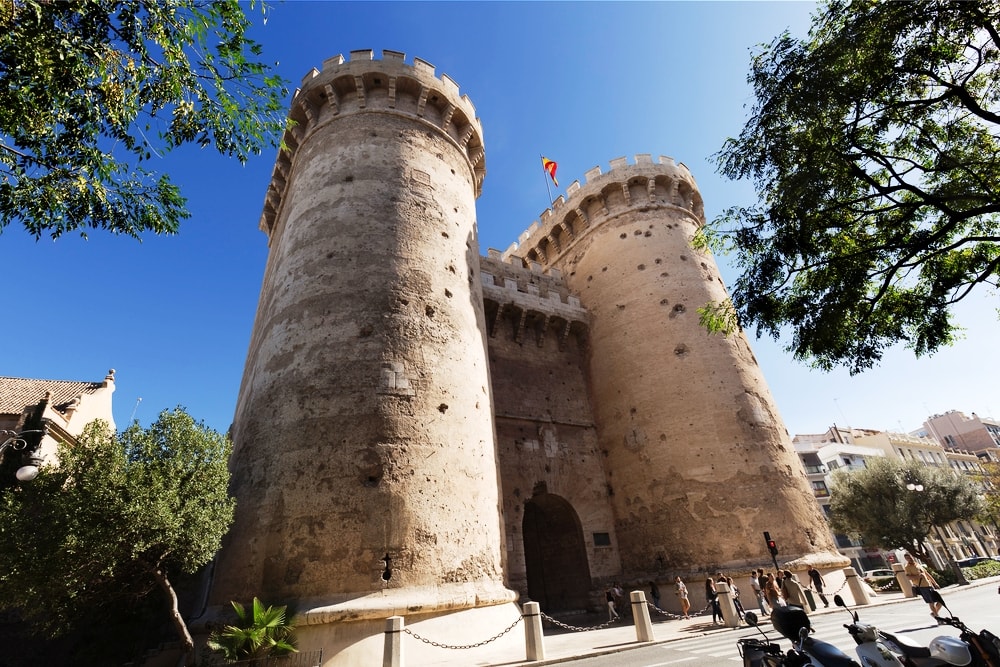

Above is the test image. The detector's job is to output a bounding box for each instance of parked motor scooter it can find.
[833,594,972,667]
[736,611,826,667]
[738,611,787,667]
[738,608,861,666]
[770,605,862,667]
[927,590,1000,667]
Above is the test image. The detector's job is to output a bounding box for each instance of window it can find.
[811,481,830,498]
[593,532,611,547]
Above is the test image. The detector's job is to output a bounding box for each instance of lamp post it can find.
[904,475,969,586]
[0,428,46,482]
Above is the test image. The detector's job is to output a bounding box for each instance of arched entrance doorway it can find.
[522,492,591,612]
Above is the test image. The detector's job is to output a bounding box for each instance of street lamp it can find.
[0,428,46,482]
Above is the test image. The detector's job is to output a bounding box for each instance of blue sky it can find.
[3,1,998,438]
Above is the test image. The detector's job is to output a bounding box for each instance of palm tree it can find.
[207,597,297,663]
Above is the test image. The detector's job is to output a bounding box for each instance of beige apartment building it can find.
[919,410,1000,453]
[795,424,999,573]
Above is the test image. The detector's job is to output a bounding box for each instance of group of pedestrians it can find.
[746,566,830,616]
[704,572,749,624]
[611,565,833,624]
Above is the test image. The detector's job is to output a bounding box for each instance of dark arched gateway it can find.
[522,493,592,612]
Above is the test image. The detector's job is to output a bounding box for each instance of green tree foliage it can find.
[0,0,287,239]
[207,597,297,663]
[829,457,984,559]
[0,408,236,661]
[706,0,1000,373]
[976,460,1000,527]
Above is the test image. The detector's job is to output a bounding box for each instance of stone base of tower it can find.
[278,582,522,666]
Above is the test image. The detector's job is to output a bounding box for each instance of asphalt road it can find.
[559,583,1000,666]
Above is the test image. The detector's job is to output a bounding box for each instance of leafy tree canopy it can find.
[829,456,984,559]
[704,0,1000,373]
[0,408,236,660]
[0,0,287,239]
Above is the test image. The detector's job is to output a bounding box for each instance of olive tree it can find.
[0,408,236,662]
[829,456,984,560]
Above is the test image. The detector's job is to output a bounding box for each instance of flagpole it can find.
[540,154,552,204]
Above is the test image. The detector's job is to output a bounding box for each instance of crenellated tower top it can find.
[259,49,486,236]
[500,154,705,268]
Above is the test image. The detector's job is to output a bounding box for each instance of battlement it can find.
[478,254,588,348]
[259,49,486,237]
[501,154,705,267]
[479,254,584,311]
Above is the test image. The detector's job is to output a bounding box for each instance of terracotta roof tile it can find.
[0,376,105,416]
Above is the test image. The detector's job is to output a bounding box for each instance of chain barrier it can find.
[402,614,522,650]
[538,610,621,632]
[644,601,712,620]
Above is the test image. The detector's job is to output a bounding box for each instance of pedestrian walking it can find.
[727,576,746,620]
[706,577,722,625]
[807,565,829,607]
[675,576,691,619]
[612,581,627,618]
[903,553,943,618]
[751,568,769,614]
[764,572,784,609]
[605,586,621,621]
[781,569,809,609]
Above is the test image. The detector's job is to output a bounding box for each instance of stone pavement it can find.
[406,583,940,667]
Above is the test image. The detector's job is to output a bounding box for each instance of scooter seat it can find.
[880,631,932,659]
[803,636,861,667]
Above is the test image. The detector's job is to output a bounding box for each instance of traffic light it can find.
[763,531,778,557]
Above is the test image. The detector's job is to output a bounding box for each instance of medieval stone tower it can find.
[210,50,842,665]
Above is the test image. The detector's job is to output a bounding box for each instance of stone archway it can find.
[522,493,591,613]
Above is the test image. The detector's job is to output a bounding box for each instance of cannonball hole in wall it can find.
[425,305,435,317]
[620,233,627,239]
[637,264,645,271]
[441,231,449,238]
[444,289,453,298]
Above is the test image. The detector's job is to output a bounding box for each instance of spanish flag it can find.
[541,157,559,187]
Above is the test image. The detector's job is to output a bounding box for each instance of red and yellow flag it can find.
[541,157,559,187]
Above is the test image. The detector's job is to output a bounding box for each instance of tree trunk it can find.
[153,565,195,664]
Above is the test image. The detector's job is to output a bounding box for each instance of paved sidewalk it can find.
[413,580,988,667]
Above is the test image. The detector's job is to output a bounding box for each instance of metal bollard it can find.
[522,601,546,661]
[630,590,654,642]
[844,567,872,606]
[383,615,404,667]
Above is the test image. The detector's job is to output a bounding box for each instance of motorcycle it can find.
[833,593,979,667]
[925,590,1000,667]
[738,609,861,667]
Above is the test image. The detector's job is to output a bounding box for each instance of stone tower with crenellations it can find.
[208,49,844,666]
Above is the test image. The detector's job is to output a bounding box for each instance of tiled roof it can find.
[0,376,105,416]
